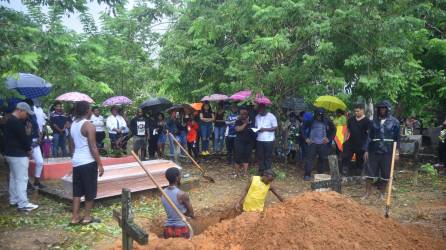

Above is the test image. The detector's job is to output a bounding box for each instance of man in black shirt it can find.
[4,102,39,212]
[130,109,148,160]
[341,104,371,176]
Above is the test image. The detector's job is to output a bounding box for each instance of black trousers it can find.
[256,141,274,174]
[439,141,446,166]
[187,141,199,159]
[226,137,235,164]
[148,135,158,158]
[95,131,105,149]
[341,143,365,176]
[304,144,329,177]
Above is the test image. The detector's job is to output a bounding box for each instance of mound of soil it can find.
[117,192,445,250]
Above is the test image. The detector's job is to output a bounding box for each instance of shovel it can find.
[131,151,194,239]
[168,132,216,183]
[385,142,397,218]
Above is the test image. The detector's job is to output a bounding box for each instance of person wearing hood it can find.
[363,101,400,200]
[301,108,336,181]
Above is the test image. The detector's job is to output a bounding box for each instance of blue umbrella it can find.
[5,73,52,99]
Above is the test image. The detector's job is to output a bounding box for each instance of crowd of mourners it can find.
[1,97,445,230]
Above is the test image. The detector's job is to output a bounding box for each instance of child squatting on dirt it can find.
[237,169,284,212]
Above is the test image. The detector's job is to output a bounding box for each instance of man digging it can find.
[161,167,195,239]
[237,169,284,212]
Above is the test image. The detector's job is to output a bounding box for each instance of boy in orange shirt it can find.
[186,115,199,159]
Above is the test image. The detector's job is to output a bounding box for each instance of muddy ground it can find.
[0,155,445,250]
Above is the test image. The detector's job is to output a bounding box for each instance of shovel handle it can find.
[385,142,397,215]
[168,132,207,174]
[131,151,194,238]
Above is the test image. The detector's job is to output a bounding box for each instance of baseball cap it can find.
[16,102,34,115]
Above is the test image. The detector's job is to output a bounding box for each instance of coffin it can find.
[29,156,136,180]
[61,159,180,199]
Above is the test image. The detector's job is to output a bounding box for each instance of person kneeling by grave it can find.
[162,167,195,239]
[237,169,284,212]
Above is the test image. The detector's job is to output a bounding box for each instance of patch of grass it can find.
[0,194,165,249]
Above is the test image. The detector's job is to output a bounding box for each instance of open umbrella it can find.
[5,73,52,99]
[140,97,172,113]
[190,102,203,111]
[167,104,195,114]
[103,96,132,107]
[56,92,94,103]
[255,94,272,105]
[314,96,347,112]
[201,94,229,102]
[230,90,252,101]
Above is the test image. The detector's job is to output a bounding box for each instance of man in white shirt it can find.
[106,107,128,150]
[90,107,105,149]
[255,104,278,175]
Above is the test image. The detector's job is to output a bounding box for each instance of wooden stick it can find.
[168,132,215,182]
[385,142,397,218]
[130,151,194,238]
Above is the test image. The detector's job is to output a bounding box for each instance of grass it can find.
[0,194,165,250]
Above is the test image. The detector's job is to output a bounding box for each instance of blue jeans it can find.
[200,122,212,152]
[52,132,67,157]
[168,133,186,157]
[213,126,225,152]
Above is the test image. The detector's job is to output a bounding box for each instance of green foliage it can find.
[154,0,446,123]
[419,163,440,188]
[1,0,445,124]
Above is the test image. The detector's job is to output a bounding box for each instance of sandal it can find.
[81,217,101,225]
[69,217,83,226]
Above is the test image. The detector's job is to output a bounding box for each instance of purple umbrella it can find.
[255,94,272,105]
[230,90,252,101]
[103,96,132,107]
[201,94,229,102]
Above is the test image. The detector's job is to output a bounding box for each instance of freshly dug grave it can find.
[118,192,445,250]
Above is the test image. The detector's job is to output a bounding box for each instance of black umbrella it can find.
[282,97,308,111]
[139,97,172,113]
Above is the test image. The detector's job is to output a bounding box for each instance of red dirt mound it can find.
[116,192,445,250]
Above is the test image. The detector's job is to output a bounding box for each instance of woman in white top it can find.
[70,101,104,225]
[90,107,105,149]
[106,106,128,150]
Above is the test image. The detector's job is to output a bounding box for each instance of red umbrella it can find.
[255,94,272,105]
[230,90,252,101]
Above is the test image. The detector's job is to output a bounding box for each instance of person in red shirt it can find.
[186,115,199,159]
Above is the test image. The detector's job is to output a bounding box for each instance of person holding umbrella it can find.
[302,108,336,181]
[106,106,128,150]
[199,102,214,155]
[130,108,149,160]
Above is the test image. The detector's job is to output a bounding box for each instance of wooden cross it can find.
[113,188,148,250]
[310,155,342,193]
[310,155,363,192]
